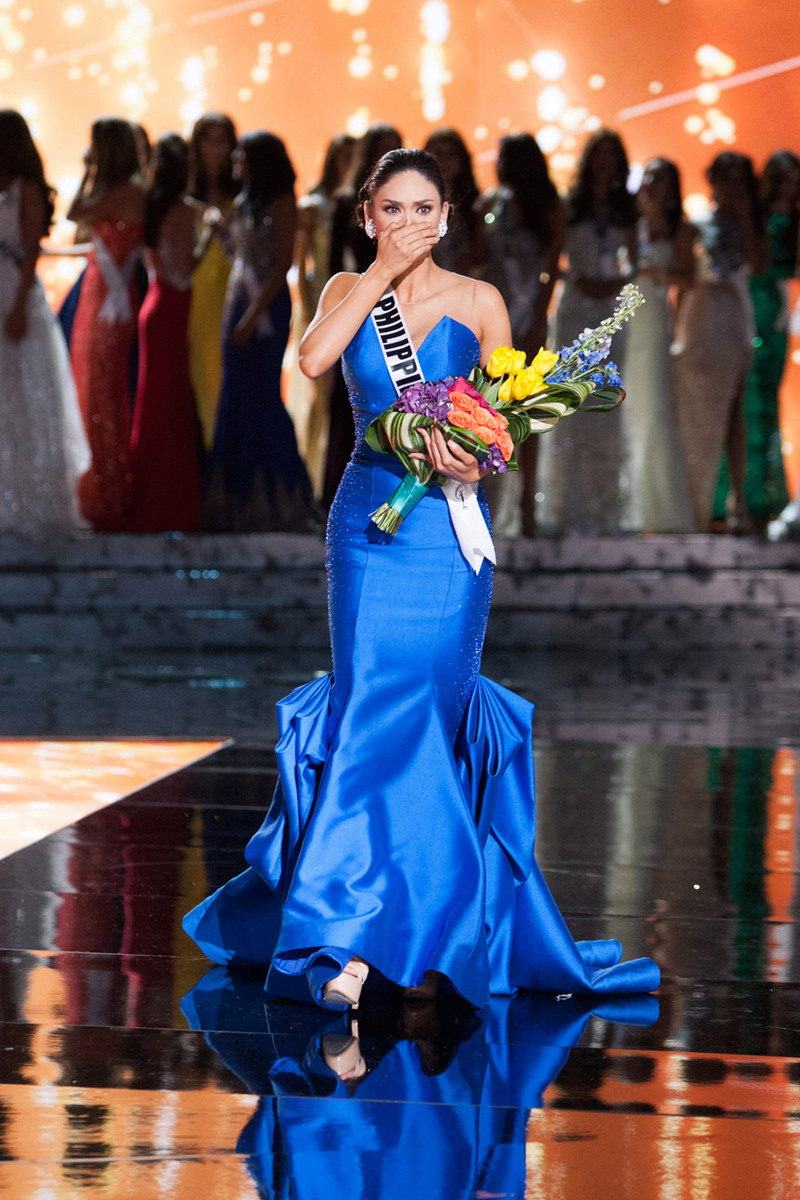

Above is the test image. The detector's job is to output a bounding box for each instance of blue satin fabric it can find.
[183,314,660,1006]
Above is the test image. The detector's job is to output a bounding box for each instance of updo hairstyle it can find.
[356,147,447,229]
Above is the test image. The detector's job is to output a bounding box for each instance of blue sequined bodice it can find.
[342,314,481,443]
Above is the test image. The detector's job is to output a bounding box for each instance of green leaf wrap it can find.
[365,410,491,483]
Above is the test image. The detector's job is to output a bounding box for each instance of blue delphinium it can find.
[555,284,642,387]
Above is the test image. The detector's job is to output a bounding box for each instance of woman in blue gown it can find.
[183,149,660,1009]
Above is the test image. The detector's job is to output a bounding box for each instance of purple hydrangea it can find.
[394,378,454,421]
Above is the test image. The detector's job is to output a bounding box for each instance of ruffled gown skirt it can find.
[184,448,659,1008]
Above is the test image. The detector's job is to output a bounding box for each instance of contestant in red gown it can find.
[68,119,144,530]
[129,133,202,532]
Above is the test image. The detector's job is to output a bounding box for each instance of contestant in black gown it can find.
[183,149,660,1009]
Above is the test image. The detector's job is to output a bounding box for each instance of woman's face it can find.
[199,123,233,177]
[427,139,461,187]
[375,131,402,161]
[712,161,748,207]
[133,127,150,173]
[365,168,447,239]
[590,138,619,188]
[639,165,669,213]
[334,140,355,187]
[777,165,800,209]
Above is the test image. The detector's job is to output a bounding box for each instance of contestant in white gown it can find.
[538,131,638,536]
[0,110,89,539]
[624,158,695,533]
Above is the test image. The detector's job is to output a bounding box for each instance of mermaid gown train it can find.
[183,314,660,1007]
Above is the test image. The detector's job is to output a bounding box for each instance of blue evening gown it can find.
[183,313,660,1006]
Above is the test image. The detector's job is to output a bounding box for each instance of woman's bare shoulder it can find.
[436,271,501,307]
[322,271,360,301]
[470,276,506,315]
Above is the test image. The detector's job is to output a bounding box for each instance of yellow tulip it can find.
[510,368,544,401]
[510,349,527,374]
[498,375,513,402]
[485,347,516,378]
[531,348,559,376]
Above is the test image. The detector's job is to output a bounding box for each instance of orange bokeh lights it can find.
[0,0,795,216]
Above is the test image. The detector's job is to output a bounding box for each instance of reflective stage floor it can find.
[1,729,799,1197]
[2,525,800,1197]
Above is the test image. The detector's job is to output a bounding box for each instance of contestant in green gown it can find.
[713,152,800,525]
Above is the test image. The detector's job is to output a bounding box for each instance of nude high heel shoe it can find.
[323,958,369,1008]
[321,1023,367,1082]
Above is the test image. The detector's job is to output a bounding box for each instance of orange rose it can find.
[448,393,510,445]
[496,431,514,461]
[448,409,471,427]
[472,410,497,432]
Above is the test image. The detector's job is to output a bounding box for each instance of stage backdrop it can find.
[2,0,800,477]
[0,0,796,211]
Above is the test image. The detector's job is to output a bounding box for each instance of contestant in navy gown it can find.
[203,131,318,532]
[183,149,660,1008]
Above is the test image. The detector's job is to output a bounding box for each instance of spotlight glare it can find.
[63,4,86,28]
[531,49,566,81]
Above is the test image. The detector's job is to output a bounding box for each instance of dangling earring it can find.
[365,217,376,239]
[437,217,448,240]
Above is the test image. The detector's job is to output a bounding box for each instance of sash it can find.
[94,235,140,324]
[370,289,496,574]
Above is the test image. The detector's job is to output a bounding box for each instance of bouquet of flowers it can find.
[365,283,645,534]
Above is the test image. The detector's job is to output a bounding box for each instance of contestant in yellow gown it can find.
[190,223,231,449]
[187,111,240,450]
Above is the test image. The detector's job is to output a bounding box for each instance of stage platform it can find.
[1,532,800,1196]
[3,530,800,653]
[1,532,799,746]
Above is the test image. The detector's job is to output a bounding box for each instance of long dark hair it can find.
[90,116,140,190]
[189,111,239,203]
[238,131,296,215]
[348,123,403,198]
[496,132,559,243]
[567,129,637,227]
[423,127,480,234]
[641,156,684,238]
[0,108,55,234]
[760,150,800,215]
[357,148,446,228]
[144,133,188,249]
[311,133,356,199]
[707,150,762,230]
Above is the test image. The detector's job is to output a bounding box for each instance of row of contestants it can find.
[291,124,800,538]
[2,109,798,539]
[60,116,319,534]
